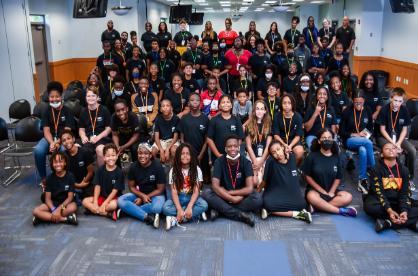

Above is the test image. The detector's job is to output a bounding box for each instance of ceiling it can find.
[154,0,332,13]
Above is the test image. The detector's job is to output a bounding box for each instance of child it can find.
[329,74,349,125]
[233,89,253,125]
[32,152,78,226]
[82,144,125,221]
[264,82,281,121]
[163,143,208,230]
[245,100,272,187]
[200,76,223,118]
[152,99,180,164]
[163,73,191,118]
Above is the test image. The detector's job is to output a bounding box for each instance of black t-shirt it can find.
[157,59,176,83]
[303,105,337,136]
[264,97,281,119]
[248,54,271,79]
[256,78,280,98]
[78,105,111,137]
[319,48,333,67]
[283,29,301,47]
[182,49,204,79]
[156,32,172,48]
[183,78,200,93]
[149,77,166,95]
[270,53,288,78]
[302,151,342,192]
[340,106,373,144]
[281,76,298,94]
[128,160,166,194]
[133,91,157,116]
[246,123,271,158]
[146,50,160,64]
[231,78,254,96]
[41,106,75,138]
[272,112,303,143]
[213,155,253,191]
[94,165,125,197]
[173,31,193,47]
[154,114,179,140]
[163,88,191,114]
[141,31,156,52]
[318,27,335,42]
[336,26,356,51]
[110,112,140,145]
[361,89,382,114]
[327,57,349,73]
[178,113,209,155]
[167,49,181,69]
[265,31,282,49]
[101,29,120,43]
[329,91,349,119]
[376,104,411,138]
[295,91,315,119]
[96,52,123,81]
[205,54,226,71]
[45,172,76,203]
[207,114,244,154]
[66,147,94,184]
[126,58,147,77]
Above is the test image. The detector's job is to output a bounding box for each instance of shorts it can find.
[98,195,118,206]
[152,139,180,151]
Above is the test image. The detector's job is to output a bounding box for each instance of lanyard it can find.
[109,79,113,92]
[51,107,62,138]
[181,31,187,40]
[271,33,276,44]
[291,29,297,44]
[131,81,138,93]
[336,58,341,69]
[240,79,248,89]
[160,59,167,74]
[227,159,240,189]
[282,113,293,144]
[287,57,294,67]
[342,79,347,92]
[390,108,400,132]
[140,92,149,115]
[213,56,220,66]
[88,106,99,136]
[319,106,327,128]
[268,98,275,120]
[234,49,242,61]
[353,107,363,133]
[308,29,314,44]
[386,162,400,179]
[255,123,264,144]
[191,50,197,64]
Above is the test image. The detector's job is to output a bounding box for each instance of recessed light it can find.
[221,4,231,6]
[219,1,230,3]
[194,0,206,2]
[198,3,209,5]
[310,0,325,3]
[223,8,231,11]
[262,3,269,6]
[292,0,304,2]
[265,0,277,3]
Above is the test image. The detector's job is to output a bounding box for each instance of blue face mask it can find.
[132,72,140,78]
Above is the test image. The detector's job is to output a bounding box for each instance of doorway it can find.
[30,16,49,99]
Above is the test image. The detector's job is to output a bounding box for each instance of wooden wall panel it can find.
[49,58,96,88]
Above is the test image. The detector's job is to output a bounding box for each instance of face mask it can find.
[265,73,273,79]
[50,101,61,109]
[301,85,310,92]
[114,89,124,96]
[287,52,294,59]
[321,140,334,151]
[132,72,140,78]
[226,153,240,161]
[220,43,226,48]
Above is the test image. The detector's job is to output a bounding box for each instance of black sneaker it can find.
[238,212,255,227]
[358,179,369,195]
[144,214,155,225]
[66,214,78,226]
[32,216,41,227]
[375,218,391,233]
[346,158,356,172]
[408,221,418,233]
[210,209,219,221]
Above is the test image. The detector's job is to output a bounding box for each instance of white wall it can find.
[0,0,35,120]
[138,0,170,35]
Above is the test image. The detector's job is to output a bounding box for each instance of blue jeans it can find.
[162,193,208,220]
[117,193,165,221]
[305,135,316,150]
[34,138,64,179]
[346,137,376,180]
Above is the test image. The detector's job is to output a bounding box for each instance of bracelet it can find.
[50,206,56,212]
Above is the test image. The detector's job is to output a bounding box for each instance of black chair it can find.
[410,115,418,141]
[2,116,43,186]
[64,98,82,119]
[406,98,418,119]
[0,117,13,153]
[369,70,389,92]
[9,99,31,122]
[32,101,49,119]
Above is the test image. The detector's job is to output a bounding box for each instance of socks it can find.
[292,211,299,218]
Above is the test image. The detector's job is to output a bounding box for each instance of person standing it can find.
[336,16,356,59]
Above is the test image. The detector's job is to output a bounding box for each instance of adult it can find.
[244,20,261,41]
[156,22,172,48]
[283,16,302,50]
[96,40,123,83]
[265,22,282,55]
[201,21,218,46]
[141,22,156,53]
[318,18,336,49]
[101,20,120,45]
[173,19,193,51]
[294,35,311,73]
[248,39,271,83]
[336,16,356,59]
[302,16,319,50]
[218,18,239,48]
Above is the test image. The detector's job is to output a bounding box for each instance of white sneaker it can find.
[153,214,160,229]
[165,216,177,231]
[201,212,208,221]
[410,180,416,192]
[261,208,268,220]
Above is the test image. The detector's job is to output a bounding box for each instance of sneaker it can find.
[144,214,155,225]
[210,209,219,221]
[339,206,358,217]
[238,212,255,227]
[261,208,268,220]
[32,216,41,226]
[308,204,315,214]
[375,218,391,233]
[295,209,312,223]
[66,214,78,226]
[201,212,208,221]
[410,180,416,192]
[165,216,177,231]
[357,179,369,195]
[153,214,160,229]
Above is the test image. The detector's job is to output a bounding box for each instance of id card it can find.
[90,135,96,141]
[257,145,264,157]
[181,40,185,46]
[53,136,58,143]
[361,128,372,139]
[192,69,196,74]
[236,63,241,70]
[392,131,397,143]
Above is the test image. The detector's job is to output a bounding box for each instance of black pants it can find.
[377,137,416,178]
[202,187,263,221]
[363,195,418,228]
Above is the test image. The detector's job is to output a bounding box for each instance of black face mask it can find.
[321,140,334,151]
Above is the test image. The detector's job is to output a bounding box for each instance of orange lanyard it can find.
[282,113,293,145]
[353,107,363,133]
[88,106,99,136]
[51,107,62,138]
[319,106,327,128]
[390,108,400,132]
[255,123,264,144]
[131,81,138,93]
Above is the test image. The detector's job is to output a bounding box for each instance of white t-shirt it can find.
[168,166,203,193]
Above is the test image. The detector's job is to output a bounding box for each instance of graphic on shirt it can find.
[382,177,402,191]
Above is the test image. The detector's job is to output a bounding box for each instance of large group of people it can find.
[32,15,418,233]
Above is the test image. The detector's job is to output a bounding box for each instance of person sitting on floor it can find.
[364,142,418,233]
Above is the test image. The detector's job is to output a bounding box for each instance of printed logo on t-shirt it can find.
[399,119,404,125]
[199,124,205,131]
[78,161,85,167]
[112,179,116,184]
[373,98,378,102]
[364,118,369,124]
[326,114,332,119]
[236,172,242,179]
[333,166,338,172]
[171,126,176,133]
[150,175,155,181]
[231,125,237,131]
[291,170,297,176]
[61,116,66,122]
[339,100,344,105]
[97,116,103,122]
[64,185,69,191]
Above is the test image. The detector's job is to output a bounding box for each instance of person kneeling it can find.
[163,143,208,230]
[202,135,263,227]
[261,142,312,223]
[303,128,357,217]
[32,152,78,226]
[364,142,418,233]
[117,143,166,228]
[82,144,125,221]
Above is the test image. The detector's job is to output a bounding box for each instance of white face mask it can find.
[226,153,240,160]
[50,101,61,109]
[265,73,273,79]
[114,89,124,96]
[301,85,310,92]
[220,43,226,48]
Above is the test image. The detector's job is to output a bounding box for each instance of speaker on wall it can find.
[73,0,108,18]
[169,5,192,24]
[389,0,415,13]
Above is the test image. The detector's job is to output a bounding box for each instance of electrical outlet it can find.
[405,79,409,85]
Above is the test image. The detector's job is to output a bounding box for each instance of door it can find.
[348,19,356,67]
[31,24,49,98]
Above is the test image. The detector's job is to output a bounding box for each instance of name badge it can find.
[236,63,241,70]
[392,131,397,143]
[181,40,185,46]
[257,145,264,157]
[192,69,196,74]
